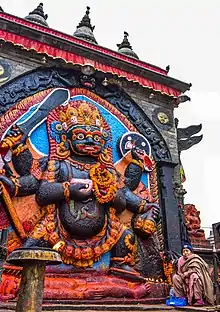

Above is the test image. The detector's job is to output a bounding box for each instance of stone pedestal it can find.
[7,248,62,312]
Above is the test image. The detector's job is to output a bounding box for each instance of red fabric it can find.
[0,27,180,98]
[0,13,167,76]
[0,203,10,229]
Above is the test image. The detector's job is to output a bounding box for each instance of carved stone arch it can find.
[0,66,182,257]
[0,66,171,162]
[0,67,80,115]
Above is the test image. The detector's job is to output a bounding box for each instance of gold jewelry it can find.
[138,199,147,213]
[53,240,66,252]
[130,159,144,170]
[62,181,70,201]
[90,163,118,204]
[11,177,21,197]
[56,142,70,159]
[12,144,28,156]
[59,101,103,131]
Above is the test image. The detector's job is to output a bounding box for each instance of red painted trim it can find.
[0,27,180,97]
[0,13,167,76]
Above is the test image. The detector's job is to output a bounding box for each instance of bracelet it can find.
[12,144,28,156]
[11,177,21,197]
[62,181,70,201]
[138,199,147,213]
[130,159,144,170]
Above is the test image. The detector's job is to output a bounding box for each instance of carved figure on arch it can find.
[0,87,162,299]
[184,204,206,240]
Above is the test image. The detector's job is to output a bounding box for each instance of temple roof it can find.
[0,7,191,100]
[117,32,139,60]
[73,6,97,44]
[25,3,48,27]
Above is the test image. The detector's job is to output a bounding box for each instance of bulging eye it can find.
[55,124,63,131]
[77,133,85,140]
[102,131,108,138]
[93,135,100,142]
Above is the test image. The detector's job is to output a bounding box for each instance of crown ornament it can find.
[59,101,103,131]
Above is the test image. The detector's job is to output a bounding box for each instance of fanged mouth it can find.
[76,144,101,153]
[83,82,93,88]
[136,148,145,156]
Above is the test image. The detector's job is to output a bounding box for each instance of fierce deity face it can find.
[50,101,110,160]
[66,125,108,157]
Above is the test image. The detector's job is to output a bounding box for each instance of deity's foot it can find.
[109,263,146,283]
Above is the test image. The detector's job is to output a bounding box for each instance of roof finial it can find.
[117,32,132,50]
[25,3,49,27]
[73,6,97,44]
[166,65,170,73]
[77,6,94,30]
[117,31,139,59]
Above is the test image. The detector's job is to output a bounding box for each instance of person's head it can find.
[181,244,193,259]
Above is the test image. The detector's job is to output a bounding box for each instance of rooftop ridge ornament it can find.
[73,6,98,44]
[117,31,139,59]
[77,6,94,31]
[25,3,49,27]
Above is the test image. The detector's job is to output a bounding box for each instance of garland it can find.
[30,204,124,268]
[163,258,173,285]
[89,162,118,204]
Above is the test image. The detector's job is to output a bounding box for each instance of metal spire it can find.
[25,3,48,27]
[117,31,139,59]
[73,6,97,44]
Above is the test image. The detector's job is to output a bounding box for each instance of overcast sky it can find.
[1,0,220,232]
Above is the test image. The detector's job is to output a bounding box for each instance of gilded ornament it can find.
[157,112,169,124]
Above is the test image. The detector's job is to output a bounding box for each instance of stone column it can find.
[7,248,62,312]
[157,160,182,255]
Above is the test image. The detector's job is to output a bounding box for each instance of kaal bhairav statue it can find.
[0,88,162,299]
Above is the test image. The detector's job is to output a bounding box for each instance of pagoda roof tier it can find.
[0,11,191,99]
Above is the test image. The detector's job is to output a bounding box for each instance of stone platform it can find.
[0,302,219,312]
[0,266,169,301]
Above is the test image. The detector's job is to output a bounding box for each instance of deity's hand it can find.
[0,176,15,196]
[132,202,161,237]
[0,125,24,152]
[141,203,160,222]
[69,178,93,201]
[7,124,22,138]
